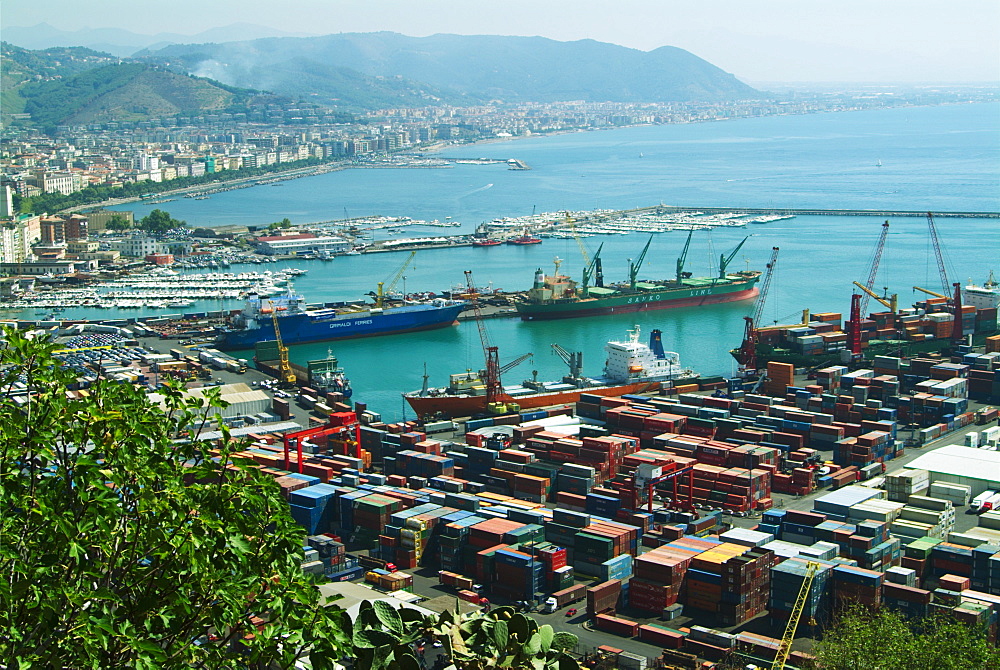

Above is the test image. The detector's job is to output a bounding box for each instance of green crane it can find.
[580,242,604,296]
[718,235,750,279]
[675,228,695,283]
[628,236,654,290]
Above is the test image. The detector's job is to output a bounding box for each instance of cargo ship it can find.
[515,232,760,320]
[403,325,697,418]
[215,289,465,350]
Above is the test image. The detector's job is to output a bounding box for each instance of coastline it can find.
[70,100,987,217]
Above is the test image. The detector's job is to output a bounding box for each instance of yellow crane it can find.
[853,281,898,313]
[913,285,948,299]
[266,301,296,387]
[772,561,820,670]
[376,250,417,309]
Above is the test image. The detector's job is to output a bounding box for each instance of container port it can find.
[5,255,1000,668]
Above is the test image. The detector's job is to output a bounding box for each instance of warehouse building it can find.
[148,382,271,421]
[907,445,1000,498]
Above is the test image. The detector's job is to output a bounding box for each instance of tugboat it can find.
[472,238,503,247]
[506,234,542,245]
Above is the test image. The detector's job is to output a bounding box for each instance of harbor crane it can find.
[375,250,416,308]
[580,243,605,295]
[857,221,890,317]
[266,300,297,387]
[736,247,780,375]
[717,235,751,279]
[771,561,821,670]
[926,211,951,295]
[550,343,584,379]
[464,270,531,413]
[847,221,892,355]
[675,228,695,283]
[628,235,654,290]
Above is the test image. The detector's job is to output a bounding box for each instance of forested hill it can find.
[143,32,760,106]
[15,62,247,128]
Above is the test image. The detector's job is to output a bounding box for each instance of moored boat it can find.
[403,325,696,418]
[515,230,760,321]
[506,234,542,245]
[215,289,466,350]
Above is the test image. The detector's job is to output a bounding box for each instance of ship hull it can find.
[217,303,464,350]
[516,280,758,321]
[404,380,662,418]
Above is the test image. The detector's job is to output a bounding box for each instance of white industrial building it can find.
[907,445,1000,498]
[255,233,350,256]
[148,382,271,421]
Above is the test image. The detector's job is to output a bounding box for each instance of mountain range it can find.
[2,22,313,57]
[2,32,761,129]
[141,32,760,106]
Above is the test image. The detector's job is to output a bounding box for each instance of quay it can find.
[645,205,1000,219]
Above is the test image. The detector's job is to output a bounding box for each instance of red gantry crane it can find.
[736,247,780,376]
[464,270,531,414]
[847,221,890,356]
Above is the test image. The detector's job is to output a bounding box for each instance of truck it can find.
[358,554,397,573]
[551,584,587,608]
[972,490,1000,514]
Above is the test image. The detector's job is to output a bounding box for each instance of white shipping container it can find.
[891,519,940,539]
[907,495,954,512]
[885,566,917,587]
[966,432,980,448]
[900,506,953,527]
[929,482,972,506]
[979,511,1000,531]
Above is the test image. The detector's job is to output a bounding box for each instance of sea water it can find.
[34,103,1000,419]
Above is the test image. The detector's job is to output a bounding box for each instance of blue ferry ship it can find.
[215,290,465,350]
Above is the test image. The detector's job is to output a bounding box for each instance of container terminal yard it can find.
[5,286,1000,670]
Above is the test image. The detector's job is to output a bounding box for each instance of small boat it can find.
[506,234,542,245]
[472,239,502,247]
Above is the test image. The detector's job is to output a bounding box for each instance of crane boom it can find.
[377,250,417,308]
[581,242,604,294]
[927,212,950,295]
[268,301,297,387]
[629,235,654,290]
[676,228,695,283]
[771,561,820,670]
[853,281,897,312]
[498,352,533,376]
[913,285,948,299]
[551,343,583,378]
[465,270,502,406]
[718,235,750,279]
[736,247,779,373]
[858,221,890,316]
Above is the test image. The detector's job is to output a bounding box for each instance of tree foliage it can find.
[0,329,351,668]
[351,600,579,670]
[810,604,1000,670]
[268,218,293,231]
[106,214,132,231]
[139,208,186,234]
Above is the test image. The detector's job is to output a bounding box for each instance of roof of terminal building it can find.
[907,444,1000,480]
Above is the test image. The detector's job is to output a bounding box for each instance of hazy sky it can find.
[3,0,999,82]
